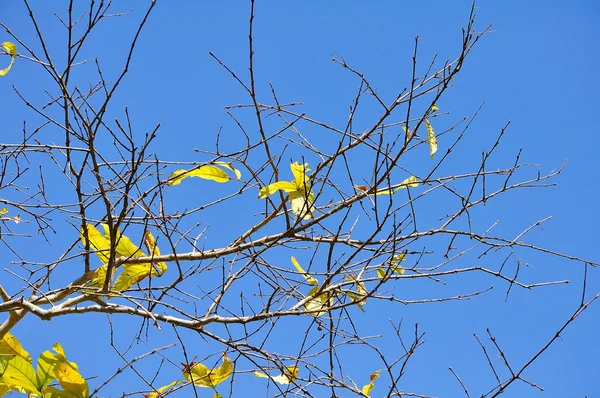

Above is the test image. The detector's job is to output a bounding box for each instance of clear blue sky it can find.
[1,1,599,397]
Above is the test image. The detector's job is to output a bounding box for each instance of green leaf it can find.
[0,355,40,395]
[36,350,57,390]
[0,42,16,76]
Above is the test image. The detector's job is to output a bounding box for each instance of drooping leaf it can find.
[425,119,437,159]
[143,380,183,398]
[361,370,381,397]
[182,355,232,388]
[378,253,406,280]
[0,332,31,362]
[254,366,298,385]
[289,188,315,220]
[291,256,318,286]
[0,42,16,76]
[167,163,240,186]
[0,355,40,395]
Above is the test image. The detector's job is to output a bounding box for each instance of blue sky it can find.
[1,1,599,397]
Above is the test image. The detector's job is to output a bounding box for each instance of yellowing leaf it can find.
[0,332,31,362]
[258,181,297,198]
[0,355,40,395]
[378,253,406,280]
[0,42,16,76]
[291,256,318,286]
[182,355,232,388]
[143,381,183,398]
[36,350,57,391]
[0,384,10,396]
[304,286,329,316]
[259,162,315,220]
[361,370,381,397]
[254,366,298,385]
[0,208,7,215]
[49,343,88,398]
[113,264,156,291]
[144,231,167,276]
[345,275,367,311]
[80,224,111,264]
[100,224,143,259]
[356,176,418,196]
[167,163,240,186]
[430,104,439,112]
[425,119,437,159]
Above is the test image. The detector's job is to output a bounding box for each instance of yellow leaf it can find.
[361,370,381,397]
[0,42,16,76]
[167,163,239,186]
[259,162,316,220]
[143,380,182,398]
[304,286,329,316]
[144,231,167,276]
[80,224,111,264]
[36,350,57,391]
[291,256,318,286]
[345,275,367,311]
[0,355,40,395]
[214,161,242,180]
[0,384,10,396]
[425,119,437,159]
[258,181,297,198]
[100,224,143,258]
[254,366,298,385]
[430,104,439,112]
[0,332,31,362]
[49,344,88,398]
[0,208,7,215]
[357,176,418,196]
[182,355,232,388]
[394,176,419,192]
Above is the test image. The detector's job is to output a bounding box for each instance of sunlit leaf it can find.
[258,181,297,198]
[0,384,10,396]
[167,163,240,186]
[36,350,57,391]
[425,119,437,159]
[49,343,88,398]
[100,224,143,258]
[291,256,318,286]
[0,332,31,362]
[80,224,110,264]
[430,104,439,112]
[0,42,16,76]
[182,355,232,388]
[0,208,7,215]
[361,370,380,397]
[258,162,316,220]
[0,355,40,395]
[254,366,298,385]
[378,253,406,280]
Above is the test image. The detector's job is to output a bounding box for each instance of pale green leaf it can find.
[0,355,40,395]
